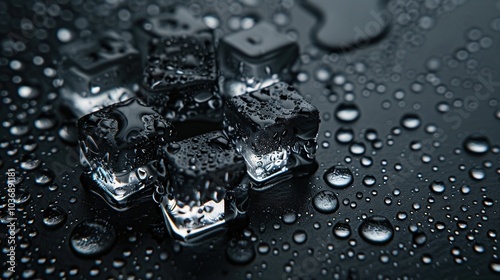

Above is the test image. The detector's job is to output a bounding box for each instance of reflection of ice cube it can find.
[221,73,280,98]
[239,146,288,182]
[90,162,163,203]
[61,86,135,118]
[160,196,227,242]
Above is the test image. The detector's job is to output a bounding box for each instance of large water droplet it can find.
[323,165,354,189]
[43,206,67,229]
[70,219,116,257]
[463,135,490,155]
[226,238,255,264]
[312,190,339,214]
[35,168,55,185]
[359,216,394,245]
[20,155,41,171]
[14,189,31,205]
[491,260,500,273]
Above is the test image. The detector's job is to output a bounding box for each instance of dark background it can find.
[0,0,499,279]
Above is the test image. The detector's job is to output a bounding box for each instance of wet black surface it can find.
[1,0,500,279]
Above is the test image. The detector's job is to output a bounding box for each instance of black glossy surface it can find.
[0,1,499,279]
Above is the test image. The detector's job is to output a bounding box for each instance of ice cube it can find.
[159,131,248,242]
[58,31,141,117]
[224,82,319,183]
[133,6,210,62]
[139,33,222,122]
[78,98,176,209]
[218,22,299,97]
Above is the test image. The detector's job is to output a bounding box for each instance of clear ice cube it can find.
[133,6,209,62]
[224,82,320,182]
[218,22,299,97]
[58,31,141,117]
[159,131,248,242]
[139,33,222,122]
[78,98,176,208]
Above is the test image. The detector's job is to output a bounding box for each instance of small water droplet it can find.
[333,222,351,239]
[292,229,307,244]
[70,219,116,257]
[282,211,297,225]
[335,127,354,144]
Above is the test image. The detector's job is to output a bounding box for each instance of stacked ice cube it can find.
[67,6,319,242]
[58,31,140,118]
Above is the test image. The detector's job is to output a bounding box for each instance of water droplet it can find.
[312,190,339,214]
[58,122,78,145]
[400,114,421,130]
[18,85,40,99]
[35,168,55,185]
[226,238,255,264]
[324,165,354,189]
[490,260,500,273]
[349,142,366,155]
[421,254,433,264]
[362,175,376,187]
[42,206,67,229]
[412,231,427,247]
[70,219,116,257]
[20,156,41,171]
[292,229,307,244]
[203,14,220,29]
[429,180,446,194]
[282,211,297,225]
[257,243,270,255]
[57,28,73,42]
[335,127,354,144]
[469,167,485,181]
[14,190,31,205]
[333,222,351,239]
[335,103,360,123]
[463,135,490,155]
[34,115,57,130]
[359,216,394,245]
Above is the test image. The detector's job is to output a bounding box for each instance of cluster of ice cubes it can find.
[66,6,319,242]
